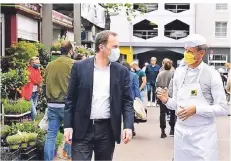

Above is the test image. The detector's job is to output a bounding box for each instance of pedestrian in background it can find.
[156,59,176,138]
[44,40,75,161]
[64,30,134,161]
[20,56,42,120]
[145,57,160,107]
[131,61,147,102]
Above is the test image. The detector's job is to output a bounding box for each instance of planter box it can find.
[1,147,21,161]
[0,111,31,125]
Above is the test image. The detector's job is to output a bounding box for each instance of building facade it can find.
[110,3,230,68]
[1,3,106,55]
[110,3,196,66]
[196,3,231,70]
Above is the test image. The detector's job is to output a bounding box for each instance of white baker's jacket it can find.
[166,62,228,117]
[165,62,228,161]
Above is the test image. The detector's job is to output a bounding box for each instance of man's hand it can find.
[122,129,132,144]
[156,87,168,103]
[177,106,196,121]
[64,128,73,145]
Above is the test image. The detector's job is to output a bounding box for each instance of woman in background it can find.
[156,60,176,138]
[21,57,42,120]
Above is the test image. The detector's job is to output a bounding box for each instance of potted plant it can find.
[28,133,38,146]
[75,45,95,57]
[2,99,31,124]
[1,125,10,139]
[6,134,23,150]
[21,132,30,149]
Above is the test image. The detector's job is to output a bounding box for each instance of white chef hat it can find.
[185,34,207,48]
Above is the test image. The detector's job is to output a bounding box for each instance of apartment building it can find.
[110,3,230,68]
[196,3,231,69]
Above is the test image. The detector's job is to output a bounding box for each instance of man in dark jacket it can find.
[145,57,160,107]
[64,30,134,161]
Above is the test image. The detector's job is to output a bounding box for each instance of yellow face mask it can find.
[184,51,196,65]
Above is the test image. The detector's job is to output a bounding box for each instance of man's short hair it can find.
[151,57,157,61]
[95,30,117,53]
[130,61,139,66]
[61,40,73,55]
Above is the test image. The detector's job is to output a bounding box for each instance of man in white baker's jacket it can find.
[157,34,228,161]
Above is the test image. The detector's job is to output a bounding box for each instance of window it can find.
[133,3,158,13]
[165,3,190,13]
[133,19,158,40]
[216,3,228,10]
[208,54,228,69]
[215,22,227,38]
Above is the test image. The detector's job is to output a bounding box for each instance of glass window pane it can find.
[215,28,220,33]
[221,27,227,33]
[221,22,227,27]
[220,33,227,37]
[215,22,221,27]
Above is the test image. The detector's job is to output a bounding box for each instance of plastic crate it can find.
[1,147,21,161]
[20,147,37,160]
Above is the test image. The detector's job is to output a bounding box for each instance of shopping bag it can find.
[39,108,48,131]
[133,97,147,120]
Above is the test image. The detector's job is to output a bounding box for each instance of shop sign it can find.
[52,10,73,28]
[18,4,41,16]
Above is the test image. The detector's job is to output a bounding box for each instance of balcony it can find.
[133,3,158,13]
[164,19,189,40]
[133,19,158,40]
[165,3,190,13]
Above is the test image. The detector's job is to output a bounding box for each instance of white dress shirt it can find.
[166,62,228,117]
[90,63,111,119]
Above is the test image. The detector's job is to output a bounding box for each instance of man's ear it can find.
[99,44,104,51]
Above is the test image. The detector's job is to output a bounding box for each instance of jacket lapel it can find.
[110,63,117,103]
[88,57,94,103]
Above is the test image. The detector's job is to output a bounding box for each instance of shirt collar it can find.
[94,57,111,69]
[188,61,204,71]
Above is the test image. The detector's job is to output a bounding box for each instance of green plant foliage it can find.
[36,42,51,68]
[75,45,94,56]
[7,121,46,149]
[6,134,23,145]
[102,3,146,21]
[37,85,47,113]
[56,132,64,147]
[10,41,38,61]
[1,68,29,99]
[21,132,30,143]
[3,99,31,115]
[0,125,11,137]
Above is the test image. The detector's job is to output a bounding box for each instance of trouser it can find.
[72,119,115,161]
[30,91,38,120]
[44,107,71,161]
[159,101,176,131]
[147,82,156,102]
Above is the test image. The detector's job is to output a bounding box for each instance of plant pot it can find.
[21,143,28,149]
[9,144,20,150]
[29,141,36,146]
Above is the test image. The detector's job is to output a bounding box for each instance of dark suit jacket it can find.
[64,57,134,143]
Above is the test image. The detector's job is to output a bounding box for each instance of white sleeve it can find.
[165,70,179,110]
[196,70,228,117]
